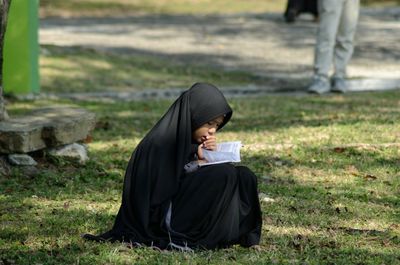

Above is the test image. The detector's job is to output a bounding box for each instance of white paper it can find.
[200,141,241,166]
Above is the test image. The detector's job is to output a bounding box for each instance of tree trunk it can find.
[0,0,11,121]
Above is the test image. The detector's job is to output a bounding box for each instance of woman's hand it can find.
[197,144,205,160]
[197,135,217,160]
[202,135,217,151]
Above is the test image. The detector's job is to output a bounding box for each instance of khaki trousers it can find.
[314,0,360,79]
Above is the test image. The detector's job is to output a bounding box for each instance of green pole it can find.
[3,0,39,95]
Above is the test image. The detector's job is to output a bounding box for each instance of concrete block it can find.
[0,106,95,153]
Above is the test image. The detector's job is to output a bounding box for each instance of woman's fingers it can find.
[197,144,205,159]
[202,136,217,151]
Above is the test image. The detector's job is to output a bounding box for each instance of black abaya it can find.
[170,164,261,249]
[83,83,262,249]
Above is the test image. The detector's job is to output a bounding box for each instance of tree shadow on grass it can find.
[1,166,399,264]
[2,170,399,264]
[41,44,279,93]
[244,148,399,225]
[39,90,400,142]
[1,132,399,263]
[3,235,399,265]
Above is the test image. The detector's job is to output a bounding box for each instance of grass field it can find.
[1,0,399,264]
[40,45,268,93]
[39,0,400,18]
[1,91,399,264]
[39,0,286,17]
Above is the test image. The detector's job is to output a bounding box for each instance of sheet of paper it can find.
[200,141,241,167]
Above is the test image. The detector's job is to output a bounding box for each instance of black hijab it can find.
[98,83,233,245]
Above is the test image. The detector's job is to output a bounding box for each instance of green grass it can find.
[39,0,287,18]
[1,91,399,264]
[3,1,400,263]
[40,45,268,93]
[39,0,400,18]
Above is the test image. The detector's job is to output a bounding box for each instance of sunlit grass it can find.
[1,91,399,264]
[40,0,287,18]
[39,0,400,18]
[6,1,400,262]
[40,45,266,93]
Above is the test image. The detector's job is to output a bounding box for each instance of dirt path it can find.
[40,7,400,90]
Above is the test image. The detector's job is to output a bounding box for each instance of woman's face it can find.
[192,115,224,144]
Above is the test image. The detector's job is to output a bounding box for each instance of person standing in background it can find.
[284,0,318,23]
[308,0,360,94]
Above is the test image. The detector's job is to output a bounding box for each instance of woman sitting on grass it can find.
[83,82,262,250]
